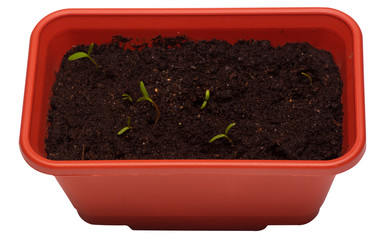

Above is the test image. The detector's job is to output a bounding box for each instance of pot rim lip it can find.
[27,7,365,16]
[20,7,365,176]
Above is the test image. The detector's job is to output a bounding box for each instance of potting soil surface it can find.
[46,35,343,160]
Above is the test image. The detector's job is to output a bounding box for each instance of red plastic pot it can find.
[20,8,365,230]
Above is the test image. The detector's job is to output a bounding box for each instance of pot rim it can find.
[20,7,365,176]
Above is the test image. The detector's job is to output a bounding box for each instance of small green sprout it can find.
[118,117,133,135]
[200,89,210,109]
[301,72,312,85]
[137,81,160,124]
[122,93,133,102]
[209,122,236,144]
[68,43,99,68]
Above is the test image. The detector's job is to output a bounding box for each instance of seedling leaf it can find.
[137,96,153,103]
[68,52,89,61]
[205,89,210,101]
[68,43,99,68]
[122,93,133,102]
[200,101,207,109]
[137,81,160,124]
[209,134,226,143]
[140,81,150,98]
[117,117,133,135]
[118,127,130,135]
[88,43,94,55]
[301,72,312,85]
[200,89,210,109]
[209,122,236,144]
[225,123,236,135]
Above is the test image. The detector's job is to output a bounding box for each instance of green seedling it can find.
[118,117,133,135]
[68,43,99,68]
[122,93,133,102]
[200,89,210,109]
[137,81,160,124]
[301,72,312,85]
[209,122,236,144]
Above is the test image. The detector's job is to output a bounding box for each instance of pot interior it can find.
[28,10,358,160]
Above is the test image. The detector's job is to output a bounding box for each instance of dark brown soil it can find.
[45,35,343,160]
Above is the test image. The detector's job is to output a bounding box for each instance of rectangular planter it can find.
[20,8,365,230]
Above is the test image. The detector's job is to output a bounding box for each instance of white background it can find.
[1,0,383,239]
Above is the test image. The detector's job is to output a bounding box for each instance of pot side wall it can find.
[56,173,335,230]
